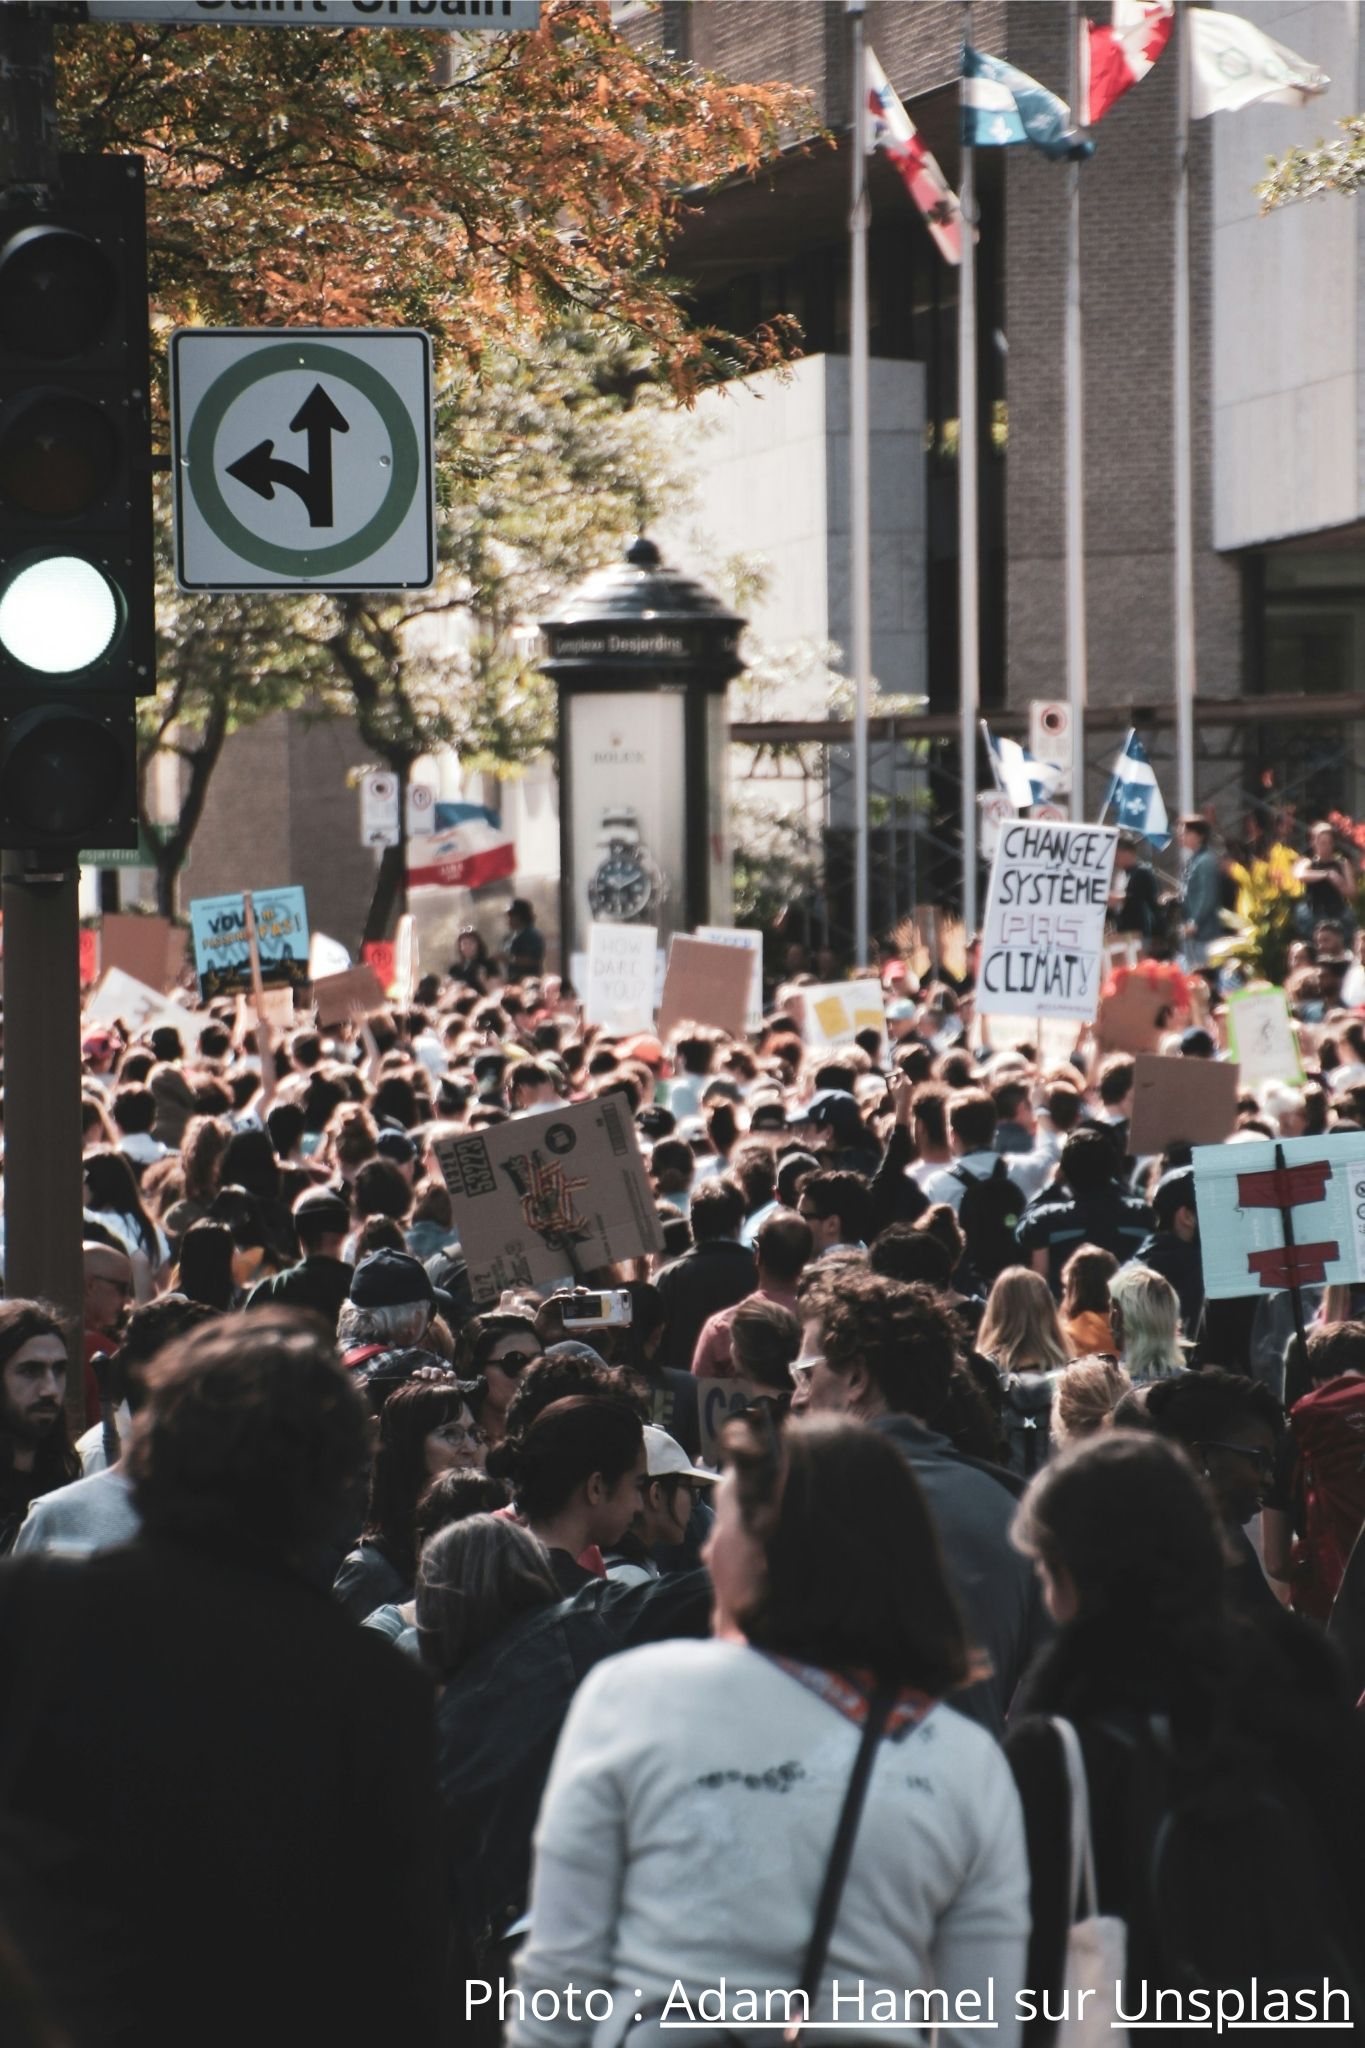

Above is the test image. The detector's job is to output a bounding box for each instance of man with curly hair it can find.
[793,1268,1045,1735]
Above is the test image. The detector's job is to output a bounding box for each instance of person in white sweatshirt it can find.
[508,1413,1029,2048]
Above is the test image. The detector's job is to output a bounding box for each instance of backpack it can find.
[1289,1374,1365,1623]
[953,1158,1025,1284]
[1000,1369,1062,1479]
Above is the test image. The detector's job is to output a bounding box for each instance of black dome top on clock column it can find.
[539,537,746,963]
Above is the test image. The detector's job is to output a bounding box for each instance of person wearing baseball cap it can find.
[603,1425,718,1586]
[244,1185,353,1332]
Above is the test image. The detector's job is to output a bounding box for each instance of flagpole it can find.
[959,2,980,937]
[1065,0,1088,820]
[1172,0,1196,820]
[848,0,872,970]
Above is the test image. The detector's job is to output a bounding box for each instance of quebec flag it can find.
[961,44,1094,161]
[1103,730,1171,850]
[984,724,1064,811]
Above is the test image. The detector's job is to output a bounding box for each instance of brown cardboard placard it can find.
[1129,1053,1241,1155]
[656,935,755,1043]
[1096,977,1168,1056]
[312,964,389,1028]
[694,1374,764,1470]
[434,1092,663,1306]
[100,913,177,993]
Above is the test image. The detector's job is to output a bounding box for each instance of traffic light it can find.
[0,153,153,853]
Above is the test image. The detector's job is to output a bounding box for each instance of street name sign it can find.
[84,3,541,30]
[171,328,434,592]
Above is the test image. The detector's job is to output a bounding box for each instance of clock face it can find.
[589,853,654,920]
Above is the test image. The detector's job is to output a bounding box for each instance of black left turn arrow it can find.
[225,383,349,527]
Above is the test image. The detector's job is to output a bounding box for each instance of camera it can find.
[560,1288,634,1329]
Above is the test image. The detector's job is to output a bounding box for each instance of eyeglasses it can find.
[1202,1440,1277,1481]
[433,1421,488,1449]
[490,1351,536,1375]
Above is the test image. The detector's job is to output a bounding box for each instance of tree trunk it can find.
[361,753,414,943]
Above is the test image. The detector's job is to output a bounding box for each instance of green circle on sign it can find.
[187,342,421,578]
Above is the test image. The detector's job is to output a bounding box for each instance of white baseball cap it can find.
[643,1424,719,1484]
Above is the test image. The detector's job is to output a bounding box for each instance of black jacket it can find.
[871,1412,1047,1735]
[654,1238,756,1374]
[435,1568,711,1946]
[0,1535,444,2048]
[1006,1608,1365,2046]
[245,1253,354,1331]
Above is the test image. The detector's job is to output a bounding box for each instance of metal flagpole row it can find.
[958,1,980,935]
[1172,0,1197,820]
[1065,0,1089,820]
[848,0,872,968]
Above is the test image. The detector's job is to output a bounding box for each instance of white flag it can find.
[1189,8,1328,119]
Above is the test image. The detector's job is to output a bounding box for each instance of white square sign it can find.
[171,328,434,592]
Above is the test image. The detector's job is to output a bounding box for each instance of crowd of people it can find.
[1,878,1364,2047]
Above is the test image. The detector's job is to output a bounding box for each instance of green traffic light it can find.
[0,555,120,675]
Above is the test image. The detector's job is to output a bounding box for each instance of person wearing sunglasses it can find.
[1145,1366,1286,1620]
[463,1310,543,1447]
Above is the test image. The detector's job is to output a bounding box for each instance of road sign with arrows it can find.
[171,328,434,592]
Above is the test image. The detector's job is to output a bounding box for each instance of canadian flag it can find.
[866,47,964,267]
[1081,0,1174,128]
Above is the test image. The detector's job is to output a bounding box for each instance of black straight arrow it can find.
[225,383,350,527]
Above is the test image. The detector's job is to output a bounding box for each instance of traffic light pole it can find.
[1,9,88,1425]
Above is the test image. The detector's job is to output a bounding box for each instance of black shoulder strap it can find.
[784,1687,896,2044]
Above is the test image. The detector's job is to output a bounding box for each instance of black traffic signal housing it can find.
[0,153,153,853]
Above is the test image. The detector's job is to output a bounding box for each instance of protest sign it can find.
[79,929,99,989]
[694,1375,764,1470]
[656,936,754,1043]
[189,887,309,1002]
[1129,1054,1240,1156]
[84,968,205,1045]
[434,1091,663,1304]
[694,925,764,1031]
[1227,986,1305,1088]
[1194,1132,1365,1301]
[978,821,1117,1021]
[313,964,389,1028]
[801,979,887,1050]
[309,931,352,980]
[584,921,658,1034]
[394,913,418,1008]
[1097,980,1166,1056]
[100,913,177,994]
[361,939,396,993]
[253,984,294,1030]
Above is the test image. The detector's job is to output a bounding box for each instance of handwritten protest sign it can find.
[584,922,658,1034]
[1194,1132,1365,1301]
[1227,986,1305,1088]
[189,887,309,1003]
[101,913,178,994]
[1129,1053,1241,1155]
[694,1375,764,1469]
[978,821,1117,1021]
[84,968,205,1045]
[434,1092,663,1305]
[801,979,887,1049]
[313,964,389,1029]
[656,936,754,1043]
[694,925,763,1030]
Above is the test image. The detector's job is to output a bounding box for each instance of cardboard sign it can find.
[1097,977,1168,1056]
[800,979,887,1049]
[693,925,764,1030]
[656,936,755,1044]
[252,984,295,1029]
[361,939,396,993]
[313,964,389,1028]
[434,1092,663,1305]
[84,968,205,1045]
[1194,1132,1365,1301]
[694,1375,765,1470]
[1129,1053,1241,1155]
[584,921,658,1035]
[979,821,1118,1021]
[100,912,177,994]
[1227,986,1305,1088]
[189,887,309,1002]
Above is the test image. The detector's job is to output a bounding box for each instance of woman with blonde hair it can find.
[1108,1261,1183,1382]
[1050,1356,1131,1446]
[1059,1242,1118,1359]
[978,1265,1069,1376]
